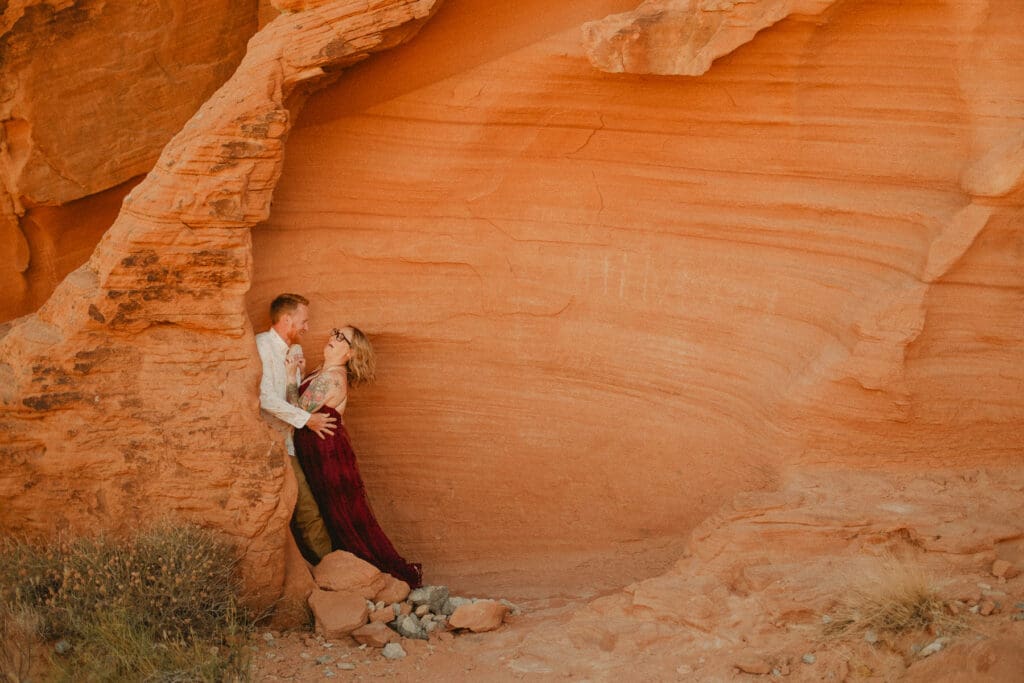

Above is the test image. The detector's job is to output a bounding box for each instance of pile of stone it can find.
[306,551,519,657]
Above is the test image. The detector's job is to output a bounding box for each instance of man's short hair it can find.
[270,293,309,323]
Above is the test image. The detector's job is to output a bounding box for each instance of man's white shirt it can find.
[255,328,309,456]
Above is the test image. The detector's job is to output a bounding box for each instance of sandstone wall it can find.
[0,0,443,607]
[0,0,259,321]
[0,0,1020,600]
[250,0,1023,578]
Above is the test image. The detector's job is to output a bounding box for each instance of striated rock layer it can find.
[0,0,260,322]
[582,0,838,76]
[0,0,442,607]
[250,0,1023,584]
[505,466,1024,679]
[0,0,1021,606]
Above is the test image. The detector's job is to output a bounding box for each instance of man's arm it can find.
[257,338,312,429]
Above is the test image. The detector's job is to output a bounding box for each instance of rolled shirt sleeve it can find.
[255,331,311,448]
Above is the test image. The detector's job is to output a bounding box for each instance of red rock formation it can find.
[583,0,838,75]
[506,466,1024,679]
[0,0,442,608]
[252,0,1023,589]
[0,0,260,321]
[0,0,1021,615]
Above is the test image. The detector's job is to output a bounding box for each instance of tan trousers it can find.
[290,455,333,560]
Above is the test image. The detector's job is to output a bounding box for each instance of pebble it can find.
[864,630,878,644]
[262,631,275,642]
[324,669,336,678]
[735,659,772,675]
[54,640,72,655]
[316,655,334,665]
[409,585,450,613]
[801,654,816,665]
[382,643,406,660]
[500,598,522,616]
[918,638,948,658]
[338,663,356,670]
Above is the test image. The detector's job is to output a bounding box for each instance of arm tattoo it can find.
[298,371,343,413]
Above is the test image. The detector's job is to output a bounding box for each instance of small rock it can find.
[370,606,394,623]
[374,575,411,604]
[441,596,473,616]
[735,658,772,675]
[316,654,334,665]
[352,622,399,648]
[324,670,336,678]
[54,640,72,655]
[449,600,509,633]
[338,663,356,670]
[801,654,816,665]
[308,589,370,639]
[499,598,522,616]
[415,604,431,617]
[918,638,948,658]
[864,630,878,644]
[409,585,450,613]
[1016,602,1024,610]
[980,600,997,616]
[771,668,781,676]
[396,614,427,640]
[382,643,406,660]
[820,615,832,625]
[946,600,963,615]
[399,602,413,616]
[1011,613,1024,621]
[969,604,980,614]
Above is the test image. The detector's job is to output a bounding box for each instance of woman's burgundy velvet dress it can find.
[293,380,422,588]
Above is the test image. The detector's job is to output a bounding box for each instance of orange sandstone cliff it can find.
[1,0,1022,622]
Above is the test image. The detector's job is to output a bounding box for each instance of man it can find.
[256,293,335,560]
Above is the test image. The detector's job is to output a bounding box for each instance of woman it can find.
[287,326,422,588]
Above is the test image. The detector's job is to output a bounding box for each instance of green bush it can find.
[0,522,252,681]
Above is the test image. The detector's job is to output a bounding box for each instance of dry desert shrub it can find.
[0,522,252,681]
[0,600,43,682]
[823,555,963,640]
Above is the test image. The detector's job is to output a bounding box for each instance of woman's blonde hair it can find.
[345,326,376,387]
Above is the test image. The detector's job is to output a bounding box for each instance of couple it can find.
[256,293,422,588]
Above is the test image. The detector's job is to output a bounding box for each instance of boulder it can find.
[351,622,398,648]
[449,600,508,633]
[374,574,411,604]
[313,551,386,599]
[308,589,369,639]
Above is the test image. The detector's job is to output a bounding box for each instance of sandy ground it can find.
[251,468,1024,682]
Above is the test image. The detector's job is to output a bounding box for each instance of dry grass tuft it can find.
[0,521,252,681]
[823,555,963,640]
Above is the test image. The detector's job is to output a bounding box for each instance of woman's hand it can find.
[284,354,305,378]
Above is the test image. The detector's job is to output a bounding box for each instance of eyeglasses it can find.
[331,328,351,346]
